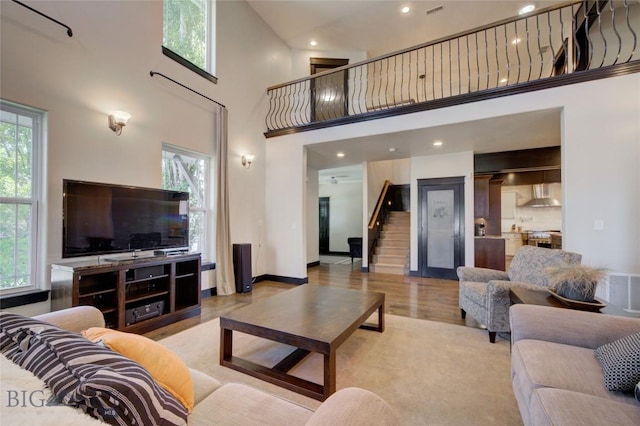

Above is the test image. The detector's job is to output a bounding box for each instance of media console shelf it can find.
[51,253,201,334]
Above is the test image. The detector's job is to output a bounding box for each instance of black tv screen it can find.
[63,180,189,258]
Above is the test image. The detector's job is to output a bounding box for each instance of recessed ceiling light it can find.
[336,152,345,158]
[310,40,317,46]
[519,4,536,15]
[401,6,410,14]
[433,141,443,147]
[389,147,397,152]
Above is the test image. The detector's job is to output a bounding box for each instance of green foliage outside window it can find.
[162,149,208,256]
[163,0,208,71]
[0,111,35,289]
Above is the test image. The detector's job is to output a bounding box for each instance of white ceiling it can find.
[248,1,565,177]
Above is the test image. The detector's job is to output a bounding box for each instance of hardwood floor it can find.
[144,262,475,341]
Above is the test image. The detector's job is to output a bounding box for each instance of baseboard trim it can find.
[361,266,369,273]
[409,270,420,277]
[201,288,217,299]
[255,274,308,285]
[307,261,320,268]
[0,290,50,309]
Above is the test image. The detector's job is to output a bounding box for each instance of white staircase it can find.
[370,211,410,275]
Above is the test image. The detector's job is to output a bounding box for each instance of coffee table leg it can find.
[220,328,233,364]
[378,301,385,332]
[324,348,336,399]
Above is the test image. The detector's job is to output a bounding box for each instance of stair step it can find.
[370,263,408,275]
[377,239,409,248]
[376,246,409,256]
[380,231,408,239]
[382,222,411,233]
[373,254,407,265]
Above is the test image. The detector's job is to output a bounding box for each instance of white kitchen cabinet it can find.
[503,232,524,256]
[501,192,516,219]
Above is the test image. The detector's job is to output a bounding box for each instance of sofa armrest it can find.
[34,306,105,333]
[510,304,640,349]
[306,387,399,426]
[457,266,509,283]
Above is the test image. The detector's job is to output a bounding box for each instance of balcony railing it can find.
[265,0,640,137]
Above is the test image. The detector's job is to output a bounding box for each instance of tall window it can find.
[162,145,211,260]
[0,101,44,293]
[163,0,216,82]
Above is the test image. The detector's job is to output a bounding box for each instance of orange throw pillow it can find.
[82,327,194,412]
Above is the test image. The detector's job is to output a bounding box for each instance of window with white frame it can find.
[0,101,44,294]
[163,0,217,82]
[161,145,211,260]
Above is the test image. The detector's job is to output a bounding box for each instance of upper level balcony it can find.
[265,1,640,138]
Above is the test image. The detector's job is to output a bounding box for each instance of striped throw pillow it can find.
[0,313,187,425]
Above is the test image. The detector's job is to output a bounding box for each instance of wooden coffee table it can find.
[219,285,385,401]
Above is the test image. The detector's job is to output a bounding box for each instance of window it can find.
[0,101,44,294]
[163,0,217,83]
[162,145,211,261]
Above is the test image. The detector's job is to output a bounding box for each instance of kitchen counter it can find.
[474,235,505,239]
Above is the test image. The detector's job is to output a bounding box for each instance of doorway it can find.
[319,197,330,254]
[310,58,349,122]
[418,177,465,279]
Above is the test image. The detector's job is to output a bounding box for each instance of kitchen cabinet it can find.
[474,237,506,271]
[474,176,491,218]
[503,232,524,256]
[501,192,516,219]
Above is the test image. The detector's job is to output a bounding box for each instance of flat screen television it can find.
[63,179,189,258]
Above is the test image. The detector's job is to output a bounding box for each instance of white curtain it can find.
[215,107,235,295]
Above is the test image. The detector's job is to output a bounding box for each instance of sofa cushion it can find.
[512,339,635,406]
[188,382,314,426]
[83,327,194,411]
[0,313,188,425]
[594,332,640,392]
[529,388,640,426]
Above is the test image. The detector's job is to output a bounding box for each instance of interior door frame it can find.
[417,177,465,279]
[310,57,349,122]
[319,196,330,254]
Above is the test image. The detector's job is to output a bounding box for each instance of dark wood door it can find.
[418,177,465,279]
[319,197,330,254]
[310,58,349,122]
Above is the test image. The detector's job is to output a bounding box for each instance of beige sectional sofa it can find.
[1,306,398,425]
[510,304,640,426]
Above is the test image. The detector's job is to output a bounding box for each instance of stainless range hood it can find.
[522,184,561,208]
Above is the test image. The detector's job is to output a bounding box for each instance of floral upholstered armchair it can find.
[457,245,582,343]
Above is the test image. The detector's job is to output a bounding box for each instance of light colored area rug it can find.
[160,314,521,425]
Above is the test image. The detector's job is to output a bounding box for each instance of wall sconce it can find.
[108,111,131,136]
[241,154,255,169]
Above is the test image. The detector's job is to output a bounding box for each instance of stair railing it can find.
[367,180,393,264]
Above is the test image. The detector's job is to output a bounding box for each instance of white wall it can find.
[291,49,367,80]
[1,0,291,313]
[268,74,640,279]
[306,167,319,264]
[366,158,411,216]
[319,182,363,252]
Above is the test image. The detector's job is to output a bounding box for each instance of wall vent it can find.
[605,273,640,312]
[426,5,444,15]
